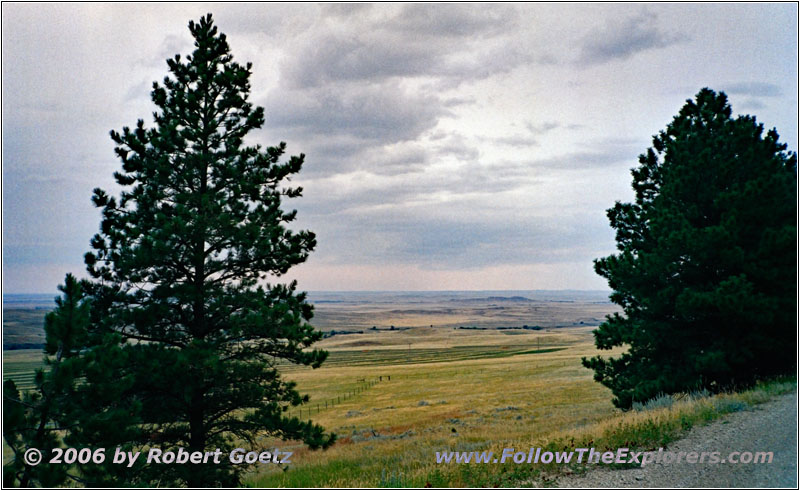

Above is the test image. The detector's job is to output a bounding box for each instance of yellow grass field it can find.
[247,326,629,487]
[5,294,791,487]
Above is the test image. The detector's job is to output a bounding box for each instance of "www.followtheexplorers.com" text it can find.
[435,447,774,467]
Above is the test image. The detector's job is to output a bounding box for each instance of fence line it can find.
[288,358,575,419]
[290,375,391,419]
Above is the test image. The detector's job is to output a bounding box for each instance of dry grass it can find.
[247,328,795,487]
[247,327,630,487]
[6,299,791,487]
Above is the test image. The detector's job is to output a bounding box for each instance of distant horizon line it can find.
[4,288,612,296]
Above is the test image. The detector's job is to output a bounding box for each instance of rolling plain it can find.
[5,291,792,487]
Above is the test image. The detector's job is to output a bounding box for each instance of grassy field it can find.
[2,326,617,486]
[307,290,617,332]
[3,309,48,350]
[3,293,793,487]
[2,349,45,391]
[3,328,794,487]
[2,291,616,392]
[243,326,626,487]
[243,327,794,487]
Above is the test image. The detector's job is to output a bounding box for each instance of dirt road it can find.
[557,391,798,488]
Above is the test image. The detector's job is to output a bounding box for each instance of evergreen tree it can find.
[3,274,89,487]
[83,14,333,486]
[583,88,797,408]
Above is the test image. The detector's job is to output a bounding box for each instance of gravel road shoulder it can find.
[556,391,797,488]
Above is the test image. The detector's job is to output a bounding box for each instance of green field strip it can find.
[3,345,567,391]
[295,345,567,367]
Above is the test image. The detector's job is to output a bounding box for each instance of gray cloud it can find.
[259,84,444,178]
[722,82,783,98]
[261,129,482,177]
[319,3,373,18]
[526,121,560,135]
[492,121,589,148]
[493,135,539,148]
[580,13,684,64]
[738,98,766,111]
[293,165,535,220]
[491,121,565,147]
[213,4,316,36]
[494,146,636,174]
[259,4,540,182]
[2,3,796,292]
[291,143,634,225]
[309,210,613,270]
[358,143,431,176]
[435,138,481,162]
[281,33,439,88]
[443,96,477,108]
[281,23,530,90]
[385,3,518,39]
[264,83,447,144]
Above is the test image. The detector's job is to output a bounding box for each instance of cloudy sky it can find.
[2,3,797,293]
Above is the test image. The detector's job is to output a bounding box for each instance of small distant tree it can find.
[3,274,89,487]
[83,13,333,486]
[584,88,797,408]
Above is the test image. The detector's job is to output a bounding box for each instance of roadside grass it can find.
[554,376,795,450]
[509,376,797,485]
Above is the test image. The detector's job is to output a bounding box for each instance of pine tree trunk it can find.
[187,391,205,487]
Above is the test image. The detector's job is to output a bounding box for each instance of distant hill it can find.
[305,290,612,304]
[456,296,534,303]
[3,290,616,349]
[3,293,56,309]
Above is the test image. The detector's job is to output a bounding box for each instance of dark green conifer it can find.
[584,88,797,408]
[83,13,333,486]
[3,274,89,487]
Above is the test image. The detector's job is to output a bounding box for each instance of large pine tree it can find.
[83,14,333,486]
[583,88,797,408]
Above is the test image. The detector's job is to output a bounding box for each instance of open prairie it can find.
[3,290,618,389]
[3,291,630,485]
[244,324,619,487]
[306,290,616,333]
[2,292,794,487]
[2,296,50,350]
